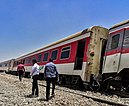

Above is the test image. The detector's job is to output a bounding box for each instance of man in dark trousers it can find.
[30,59,39,97]
[44,58,59,101]
[17,62,25,81]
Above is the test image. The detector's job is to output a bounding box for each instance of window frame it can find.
[106,33,121,51]
[110,34,120,50]
[123,29,129,48]
[43,52,49,62]
[25,57,32,64]
[37,54,42,62]
[51,49,58,61]
[60,46,71,60]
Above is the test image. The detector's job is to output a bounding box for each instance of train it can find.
[0,20,129,92]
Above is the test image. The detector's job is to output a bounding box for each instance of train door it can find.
[7,61,11,71]
[103,29,124,73]
[99,39,107,74]
[74,39,86,70]
[9,59,15,71]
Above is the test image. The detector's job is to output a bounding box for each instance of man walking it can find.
[17,62,25,81]
[44,58,59,101]
[30,59,39,97]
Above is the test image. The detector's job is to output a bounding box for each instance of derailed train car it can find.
[102,20,129,92]
[1,20,129,92]
[5,26,108,88]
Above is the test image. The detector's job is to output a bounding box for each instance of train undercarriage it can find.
[98,69,129,97]
[102,69,129,92]
[5,68,129,97]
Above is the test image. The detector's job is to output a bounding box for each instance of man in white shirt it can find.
[30,59,39,97]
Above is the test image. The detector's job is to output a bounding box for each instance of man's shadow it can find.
[24,94,34,98]
[25,94,54,101]
[38,96,53,101]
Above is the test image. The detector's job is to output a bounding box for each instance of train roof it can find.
[16,32,82,60]
[15,26,106,60]
[110,19,129,30]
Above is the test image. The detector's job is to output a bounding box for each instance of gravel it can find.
[0,72,128,106]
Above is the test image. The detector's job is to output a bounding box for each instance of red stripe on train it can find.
[110,28,124,35]
[105,48,129,56]
[23,37,90,66]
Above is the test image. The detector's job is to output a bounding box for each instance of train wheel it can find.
[90,80,100,91]
[104,81,110,92]
[101,76,113,92]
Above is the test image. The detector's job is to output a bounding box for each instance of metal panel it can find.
[103,53,121,73]
[118,53,129,73]
[103,29,124,74]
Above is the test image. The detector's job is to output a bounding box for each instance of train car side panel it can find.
[118,28,129,72]
[103,29,124,74]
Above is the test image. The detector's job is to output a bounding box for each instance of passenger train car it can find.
[1,20,129,92]
[0,59,14,72]
[103,20,129,91]
[0,26,108,88]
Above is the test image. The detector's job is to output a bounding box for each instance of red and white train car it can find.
[12,26,108,85]
[103,20,129,91]
[1,20,129,92]
[0,59,14,72]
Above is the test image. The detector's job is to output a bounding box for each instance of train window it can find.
[23,59,25,64]
[60,46,70,59]
[111,34,120,50]
[28,58,32,63]
[27,58,29,63]
[25,58,28,64]
[14,61,16,66]
[17,61,19,65]
[33,56,36,60]
[51,50,58,60]
[25,58,31,64]
[38,54,42,62]
[123,30,129,48]
[43,52,49,61]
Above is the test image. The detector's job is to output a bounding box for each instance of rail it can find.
[38,83,128,106]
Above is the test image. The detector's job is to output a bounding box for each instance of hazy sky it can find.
[0,0,129,62]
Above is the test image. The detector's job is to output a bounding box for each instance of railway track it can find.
[38,83,128,106]
[1,73,128,106]
[109,89,129,98]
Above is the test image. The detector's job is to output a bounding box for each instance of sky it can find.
[0,0,129,62]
